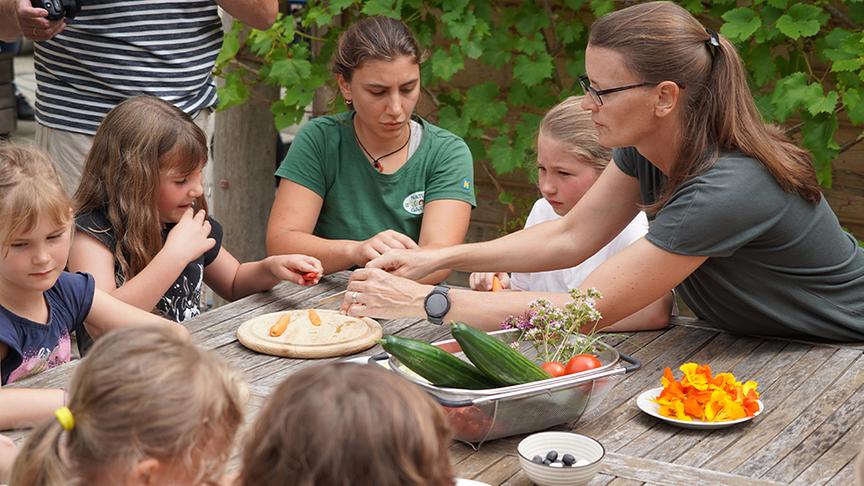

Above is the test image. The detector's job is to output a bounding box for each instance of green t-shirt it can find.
[275,112,475,242]
[615,147,864,340]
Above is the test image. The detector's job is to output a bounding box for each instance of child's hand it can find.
[163,208,216,264]
[469,272,510,291]
[263,255,324,286]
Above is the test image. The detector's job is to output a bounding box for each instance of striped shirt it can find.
[33,0,222,135]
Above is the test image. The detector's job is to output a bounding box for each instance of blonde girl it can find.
[468,96,670,330]
[10,325,246,486]
[69,96,323,324]
[0,143,179,396]
[238,363,468,486]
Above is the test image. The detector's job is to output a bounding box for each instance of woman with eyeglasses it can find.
[342,1,864,340]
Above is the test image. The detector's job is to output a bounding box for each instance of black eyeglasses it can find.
[579,75,658,106]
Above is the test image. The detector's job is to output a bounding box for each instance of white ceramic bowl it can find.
[516,432,605,486]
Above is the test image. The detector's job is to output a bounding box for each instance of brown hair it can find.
[73,95,208,278]
[10,326,245,486]
[331,16,423,82]
[589,1,820,212]
[238,363,454,486]
[539,95,612,172]
[0,143,72,249]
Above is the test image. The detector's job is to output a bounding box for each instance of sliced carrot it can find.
[269,314,291,337]
[308,309,322,326]
[491,275,503,292]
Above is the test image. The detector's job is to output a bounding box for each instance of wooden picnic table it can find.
[7,272,864,485]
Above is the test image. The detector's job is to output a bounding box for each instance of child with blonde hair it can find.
[238,363,484,486]
[469,96,671,330]
[69,96,322,323]
[10,325,246,486]
[0,143,179,393]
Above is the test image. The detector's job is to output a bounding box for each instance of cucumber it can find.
[380,335,499,389]
[450,322,550,385]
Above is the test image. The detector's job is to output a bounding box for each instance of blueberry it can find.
[531,455,543,464]
[562,454,576,466]
[542,459,552,465]
[546,450,558,462]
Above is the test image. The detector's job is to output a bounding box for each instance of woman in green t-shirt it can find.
[341,2,864,340]
[266,17,475,283]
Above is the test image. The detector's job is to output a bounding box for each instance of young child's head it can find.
[10,325,246,486]
[537,95,612,216]
[0,143,73,292]
[74,95,209,277]
[239,363,454,486]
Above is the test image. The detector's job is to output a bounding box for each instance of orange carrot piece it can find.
[269,314,291,337]
[491,275,503,292]
[308,309,322,326]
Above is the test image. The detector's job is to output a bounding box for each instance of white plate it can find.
[636,386,763,430]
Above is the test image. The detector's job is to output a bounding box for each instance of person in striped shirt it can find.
[0,0,277,194]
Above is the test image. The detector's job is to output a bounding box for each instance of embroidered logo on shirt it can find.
[403,191,425,215]
[461,178,472,191]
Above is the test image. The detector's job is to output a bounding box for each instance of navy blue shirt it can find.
[0,272,95,385]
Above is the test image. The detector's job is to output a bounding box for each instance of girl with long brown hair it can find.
[68,96,323,324]
[10,325,246,486]
[266,16,475,283]
[342,2,864,340]
[238,363,483,486]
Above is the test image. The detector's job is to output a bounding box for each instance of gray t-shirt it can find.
[615,147,864,340]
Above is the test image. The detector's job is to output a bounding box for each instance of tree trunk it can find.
[211,80,279,263]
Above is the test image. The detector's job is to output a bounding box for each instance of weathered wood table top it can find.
[8,272,864,485]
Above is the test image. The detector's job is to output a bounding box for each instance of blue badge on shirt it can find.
[461,178,471,191]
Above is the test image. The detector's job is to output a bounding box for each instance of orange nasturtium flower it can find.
[654,363,760,422]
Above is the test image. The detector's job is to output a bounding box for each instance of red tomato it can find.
[541,361,566,377]
[302,272,319,282]
[564,354,602,375]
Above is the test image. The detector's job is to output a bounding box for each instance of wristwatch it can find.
[423,285,451,326]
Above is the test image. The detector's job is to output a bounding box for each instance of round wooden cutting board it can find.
[236,309,382,359]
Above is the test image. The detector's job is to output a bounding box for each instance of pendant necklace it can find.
[354,125,410,173]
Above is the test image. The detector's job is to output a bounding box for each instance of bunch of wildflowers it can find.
[501,288,604,363]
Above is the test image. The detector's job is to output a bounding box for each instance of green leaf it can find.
[268,58,312,86]
[488,137,520,174]
[770,73,822,121]
[843,89,864,125]
[802,115,839,187]
[215,21,244,67]
[775,4,826,40]
[556,21,585,45]
[327,0,355,14]
[747,44,776,87]
[480,34,513,68]
[807,90,838,116]
[564,0,586,9]
[463,39,483,60]
[515,6,548,36]
[507,81,534,107]
[361,0,400,18]
[513,52,554,87]
[680,0,705,15]
[721,7,761,42]
[463,82,507,126]
[590,0,615,17]
[766,0,787,8]
[436,105,470,137]
[753,6,783,43]
[217,70,250,111]
[429,47,464,81]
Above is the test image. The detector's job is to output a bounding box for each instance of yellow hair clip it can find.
[54,406,75,431]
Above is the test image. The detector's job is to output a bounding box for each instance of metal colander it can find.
[376,329,640,445]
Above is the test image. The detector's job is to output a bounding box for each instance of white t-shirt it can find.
[510,199,649,292]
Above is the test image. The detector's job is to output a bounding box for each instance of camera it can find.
[31,0,80,21]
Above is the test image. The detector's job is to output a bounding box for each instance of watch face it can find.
[426,293,449,317]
